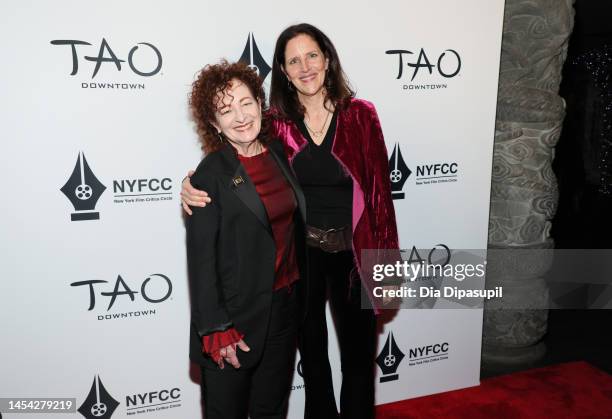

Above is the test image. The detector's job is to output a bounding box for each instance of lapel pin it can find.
[232,176,245,187]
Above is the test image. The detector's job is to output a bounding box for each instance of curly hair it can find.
[190,60,270,153]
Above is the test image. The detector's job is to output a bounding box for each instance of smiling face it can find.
[211,78,262,148]
[282,33,329,98]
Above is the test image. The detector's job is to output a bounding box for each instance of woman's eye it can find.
[289,58,298,65]
[310,53,318,58]
[219,109,231,115]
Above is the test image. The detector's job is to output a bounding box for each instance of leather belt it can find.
[305,225,352,253]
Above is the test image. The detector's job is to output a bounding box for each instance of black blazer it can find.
[187,140,307,368]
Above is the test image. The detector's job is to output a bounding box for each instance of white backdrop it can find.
[0,0,504,417]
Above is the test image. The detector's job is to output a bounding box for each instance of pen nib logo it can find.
[239,32,271,80]
[60,152,106,221]
[78,375,119,419]
[376,331,405,382]
[389,143,410,200]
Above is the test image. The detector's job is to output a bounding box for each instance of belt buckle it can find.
[320,228,340,253]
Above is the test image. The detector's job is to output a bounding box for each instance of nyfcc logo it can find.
[112,178,173,204]
[60,151,175,221]
[78,375,119,419]
[375,332,405,383]
[61,152,106,221]
[407,342,450,367]
[78,375,182,418]
[125,387,182,415]
[388,144,459,198]
[389,143,411,200]
[238,32,271,80]
[414,162,458,186]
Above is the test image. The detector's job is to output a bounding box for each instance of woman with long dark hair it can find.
[182,24,398,419]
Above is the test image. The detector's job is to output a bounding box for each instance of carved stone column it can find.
[483,0,575,365]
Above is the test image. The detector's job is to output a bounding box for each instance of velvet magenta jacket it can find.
[272,98,400,310]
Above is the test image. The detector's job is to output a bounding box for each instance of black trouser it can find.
[200,287,298,419]
[299,248,377,419]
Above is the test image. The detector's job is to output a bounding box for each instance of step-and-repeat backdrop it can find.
[1,1,504,417]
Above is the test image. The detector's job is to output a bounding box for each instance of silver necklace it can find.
[304,110,331,139]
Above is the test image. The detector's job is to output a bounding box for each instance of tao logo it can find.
[386,48,461,80]
[71,273,172,311]
[404,244,451,267]
[50,38,162,78]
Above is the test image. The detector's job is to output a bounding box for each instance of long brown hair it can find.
[270,23,355,121]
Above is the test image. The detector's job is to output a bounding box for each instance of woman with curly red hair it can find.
[186,60,306,419]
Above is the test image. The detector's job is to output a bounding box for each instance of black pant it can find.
[299,248,377,419]
[200,288,297,419]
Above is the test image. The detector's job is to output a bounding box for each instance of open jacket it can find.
[187,140,307,368]
[272,98,399,311]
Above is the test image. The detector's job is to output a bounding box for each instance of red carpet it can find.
[376,362,612,419]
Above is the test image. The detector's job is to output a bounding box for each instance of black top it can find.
[293,111,353,230]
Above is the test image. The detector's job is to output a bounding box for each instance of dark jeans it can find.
[299,247,377,419]
[200,287,297,419]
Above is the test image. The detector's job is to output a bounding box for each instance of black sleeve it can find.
[186,171,232,336]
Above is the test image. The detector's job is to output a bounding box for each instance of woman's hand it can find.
[180,170,211,215]
[217,339,250,369]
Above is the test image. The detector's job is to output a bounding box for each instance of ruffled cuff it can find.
[201,328,244,364]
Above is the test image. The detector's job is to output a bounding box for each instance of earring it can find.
[217,132,224,143]
[287,78,294,91]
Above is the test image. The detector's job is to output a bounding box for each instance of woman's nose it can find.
[234,107,245,122]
